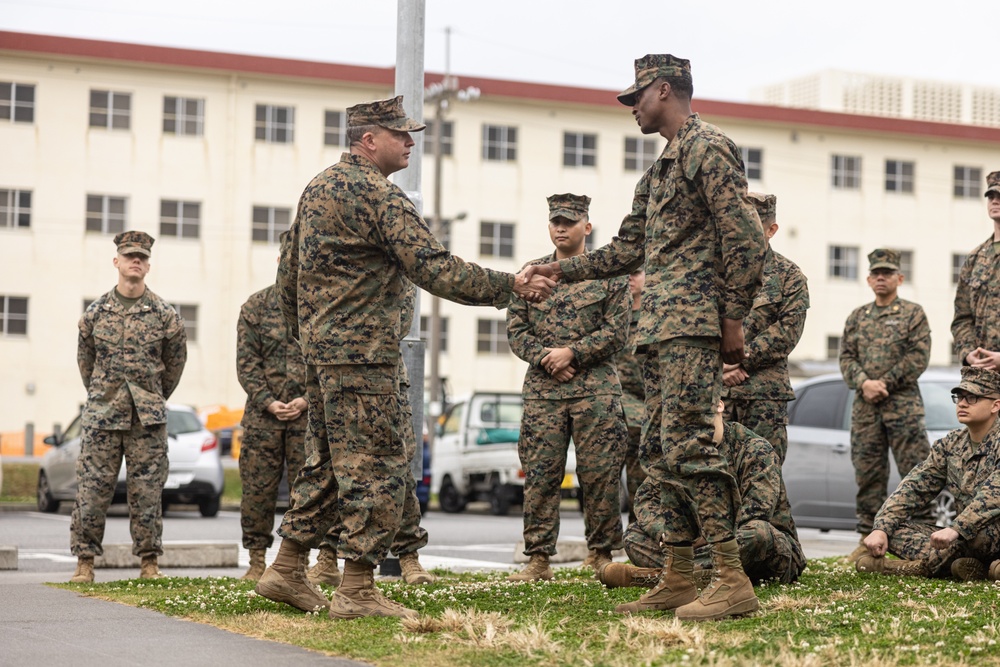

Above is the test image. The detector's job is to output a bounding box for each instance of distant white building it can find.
[2,32,999,435]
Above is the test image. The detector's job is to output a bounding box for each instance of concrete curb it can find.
[513,538,626,563]
[95,542,239,568]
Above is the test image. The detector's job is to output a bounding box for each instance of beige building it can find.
[2,31,999,435]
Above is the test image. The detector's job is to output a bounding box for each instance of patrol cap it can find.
[867,248,900,272]
[346,96,426,132]
[748,192,776,225]
[546,193,591,222]
[985,171,1000,197]
[617,54,691,106]
[113,230,154,257]
[953,366,1000,398]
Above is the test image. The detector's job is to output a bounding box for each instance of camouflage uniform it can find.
[626,422,805,584]
[558,112,766,543]
[614,309,646,514]
[71,232,187,558]
[507,249,630,557]
[237,284,307,551]
[275,113,516,567]
[873,371,1000,574]
[722,244,809,464]
[840,282,931,534]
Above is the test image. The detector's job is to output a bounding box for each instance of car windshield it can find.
[922,380,962,432]
[167,410,203,436]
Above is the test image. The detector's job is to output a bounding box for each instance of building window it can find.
[324,110,347,148]
[831,155,862,189]
[897,250,914,281]
[954,166,982,199]
[86,195,127,235]
[425,217,452,251]
[0,82,35,123]
[160,200,201,239]
[740,147,763,180]
[952,253,967,284]
[482,125,517,162]
[89,90,131,130]
[0,189,31,229]
[479,221,515,258]
[251,206,291,243]
[424,119,454,156]
[563,132,597,167]
[1,296,28,336]
[419,315,449,352]
[163,96,204,136]
[826,335,841,360]
[255,104,295,143]
[170,303,198,342]
[83,299,95,312]
[624,137,658,172]
[828,245,859,280]
[477,318,510,354]
[885,160,914,193]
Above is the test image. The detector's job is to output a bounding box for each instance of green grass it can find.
[53,559,1000,666]
[1,461,38,502]
[222,467,241,504]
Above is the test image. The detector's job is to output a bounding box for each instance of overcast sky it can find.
[1,0,994,102]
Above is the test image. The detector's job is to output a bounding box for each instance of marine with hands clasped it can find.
[523,54,766,621]
[70,231,187,583]
[257,96,554,620]
[506,193,630,581]
[840,248,932,562]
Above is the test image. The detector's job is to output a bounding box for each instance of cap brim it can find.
[118,246,151,257]
[984,186,1000,197]
[548,210,585,222]
[869,263,898,271]
[617,82,642,106]
[379,118,427,132]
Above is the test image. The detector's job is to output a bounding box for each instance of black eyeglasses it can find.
[951,391,994,405]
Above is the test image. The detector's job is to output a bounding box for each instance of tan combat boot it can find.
[599,562,660,589]
[507,554,554,582]
[307,547,342,587]
[140,555,163,579]
[989,560,1000,581]
[855,555,930,577]
[255,539,330,612]
[399,552,437,584]
[690,566,713,590]
[675,539,759,621]
[615,545,698,613]
[70,556,95,583]
[329,559,418,619]
[582,549,613,573]
[241,548,266,581]
[951,558,987,581]
[844,534,870,564]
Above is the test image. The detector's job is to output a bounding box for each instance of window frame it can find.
[323,110,348,148]
[0,82,35,124]
[953,165,982,199]
[740,146,763,180]
[828,245,859,280]
[482,124,517,162]
[89,89,131,130]
[0,188,31,229]
[255,104,295,144]
[479,221,515,258]
[170,303,198,343]
[476,318,510,355]
[884,159,915,194]
[251,205,291,243]
[424,119,454,156]
[163,96,205,136]
[562,131,597,168]
[85,194,128,235]
[159,199,201,239]
[0,295,29,336]
[831,154,862,190]
[623,136,658,172]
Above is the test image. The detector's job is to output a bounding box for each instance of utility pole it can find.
[424,27,480,439]
[394,0,426,482]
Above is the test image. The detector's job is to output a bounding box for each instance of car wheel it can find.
[933,490,956,527]
[37,472,59,513]
[198,494,221,518]
[489,481,512,516]
[438,477,466,514]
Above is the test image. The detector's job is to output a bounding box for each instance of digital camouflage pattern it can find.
[840,296,931,533]
[236,284,308,550]
[508,253,629,556]
[113,230,154,256]
[625,422,805,584]
[557,114,764,548]
[277,152,514,369]
[952,236,1000,363]
[614,310,646,511]
[72,286,186,558]
[617,53,691,106]
[873,416,1000,575]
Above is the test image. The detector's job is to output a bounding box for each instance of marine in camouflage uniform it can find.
[507,193,630,580]
[257,96,552,619]
[236,283,307,579]
[614,269,647,521]
[721,193,809,465]
[840,248,931,555]
[857,367,1000,580]
[952,170,1000,370]
[70,231,187,583]
[624,415,805,586]
[526,55,766,620]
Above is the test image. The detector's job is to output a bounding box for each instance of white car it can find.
[37,404,224,517]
